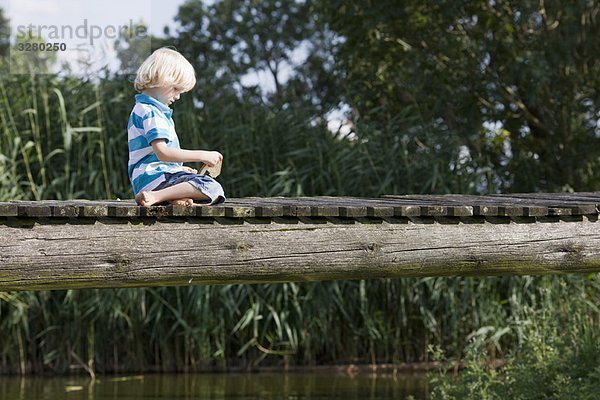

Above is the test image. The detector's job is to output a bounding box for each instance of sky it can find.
[0,0,349,125]
[0,0,187,73]
[0,0,281,91]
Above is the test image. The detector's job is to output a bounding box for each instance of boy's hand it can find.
[203,151,223,167]
[182,166,198,174]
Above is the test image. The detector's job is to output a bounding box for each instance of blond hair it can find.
[134,47,196,92]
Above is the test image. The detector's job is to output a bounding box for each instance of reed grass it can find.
[430,274,600,399]
[0,58,475,202]
[1,276,598,374]
[0,67,135,201]
[0,61,597,374]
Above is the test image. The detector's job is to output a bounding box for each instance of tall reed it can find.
[1,275,597,374]
[0,61,596,374]
[0,59,475,203]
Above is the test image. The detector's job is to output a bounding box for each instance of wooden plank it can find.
[492,192,600,202]
[3,215,600,290]
[367,205,394,218]
[310,204,340,217]
[15,201,52,217]
[283,204,312,217]
[421,205,448,217]
[499,205,526,217]
[226,198,284,217]
[332,198,370,218]
[108,204,140,218]
[490,196,572,217]
[241,197,311,217]
[287,197,339,217]
[547,207,572,216]
[394,205,422,217]
[168,205,197,217]
[289,197,341,217]
[307,197,367,218]
[79,201,110,218]
[488,193,597,215]
[311,197,391,218]
[51,203,80,217]
[224,205,256,218]
[472,205,500,216]
[316,197,413,218]
[197,205,226,217]
[140,205,169,218]
[340,197,421,217]
[0,203,18,217]
[448,206,474,217]
[339,206,368,218]
[2,194,598,222]
[392,195,547,217]
[425,195,533,216]
[255,205,284,217]
[384,195,494,216]
[568,205,597,215]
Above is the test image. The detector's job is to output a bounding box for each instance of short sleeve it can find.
[142,111,171,144]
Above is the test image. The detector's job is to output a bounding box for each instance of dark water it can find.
[0,372,428,400]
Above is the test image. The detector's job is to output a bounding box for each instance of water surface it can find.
[0,372,428,399]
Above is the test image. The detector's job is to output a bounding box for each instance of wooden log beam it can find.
[1,212,600,291]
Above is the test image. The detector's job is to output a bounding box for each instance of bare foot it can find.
[169,198,193,206]
[135,191,159,206]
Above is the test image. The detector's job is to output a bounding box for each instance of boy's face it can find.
[152,85,183,107]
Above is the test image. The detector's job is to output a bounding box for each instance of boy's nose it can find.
[174,93,180,100]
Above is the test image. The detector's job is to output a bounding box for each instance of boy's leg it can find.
[136,182,210,206]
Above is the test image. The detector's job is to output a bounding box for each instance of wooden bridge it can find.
[1,193,600,291]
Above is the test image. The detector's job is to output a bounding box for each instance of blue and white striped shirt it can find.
[127,93,185,195]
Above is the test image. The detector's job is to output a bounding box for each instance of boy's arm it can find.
[151,139,222,166]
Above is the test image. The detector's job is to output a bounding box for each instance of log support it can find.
[2,212,600,291]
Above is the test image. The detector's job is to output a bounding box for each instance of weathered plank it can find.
[108,202,140,218]
[15,201,53,217]
[383,194,574,217]
[2,193,600,290]
[225,198,284,217]
[2,193,600,220]
[489,193,598,215]
[0,203,18,217]
[2,214,600,290]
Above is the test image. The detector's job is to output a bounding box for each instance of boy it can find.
[128,47,225,206]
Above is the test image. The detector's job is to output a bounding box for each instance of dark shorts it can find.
[155,172,226,205]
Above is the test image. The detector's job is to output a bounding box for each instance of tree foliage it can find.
[319,0,600,192]
[172,0,338,111]
[164,0,600,194]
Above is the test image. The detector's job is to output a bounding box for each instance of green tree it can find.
[319,0,600,193]
[113,21,153,75]
[171,0,337,111]
[167,0,461,195]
